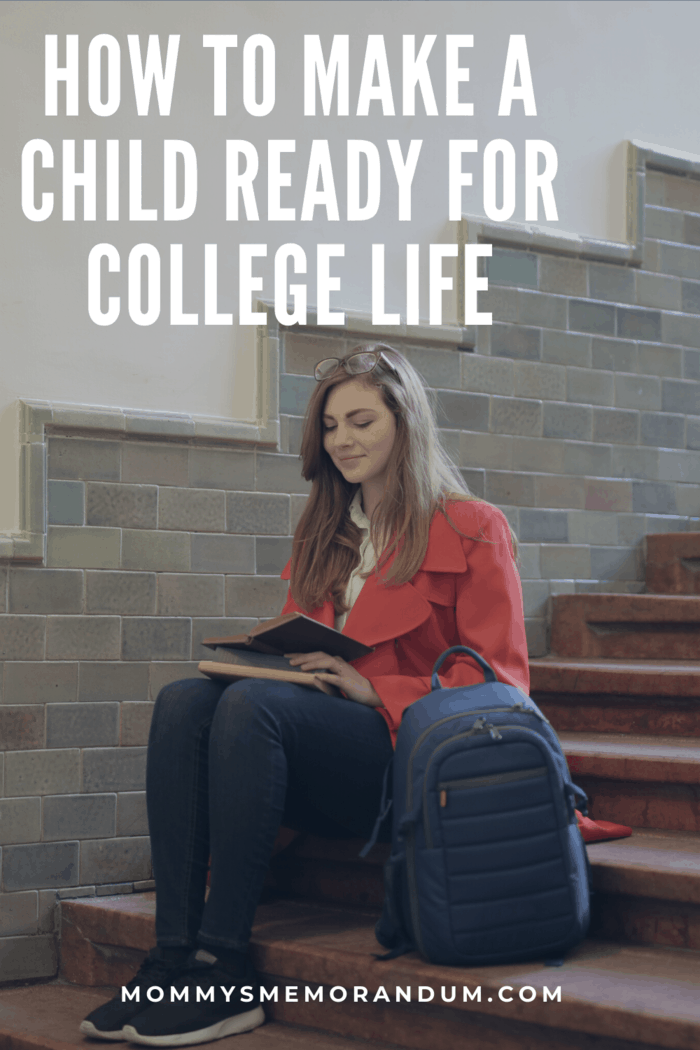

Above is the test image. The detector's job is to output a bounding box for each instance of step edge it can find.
[51,899,700,1050]
[252,938,700,1050]
[1,977,696,1050]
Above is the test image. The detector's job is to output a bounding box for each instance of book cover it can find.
[203,611,374,661]
[198,656,343,695]
[206,646,295,671]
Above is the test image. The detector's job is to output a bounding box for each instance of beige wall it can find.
[2,0,700,531]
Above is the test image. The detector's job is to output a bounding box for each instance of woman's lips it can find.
[339,455,362,463]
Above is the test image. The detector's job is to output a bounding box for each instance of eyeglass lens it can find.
[314,351,381,381]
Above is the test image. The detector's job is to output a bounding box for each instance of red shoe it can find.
[576,809,632,843]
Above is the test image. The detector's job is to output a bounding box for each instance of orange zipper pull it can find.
[440,790,447,808]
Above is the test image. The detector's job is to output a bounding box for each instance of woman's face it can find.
[322,378,397,489]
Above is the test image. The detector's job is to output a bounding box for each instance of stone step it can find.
[561,731,700,784]
[59,816,700,978]
[56,894,700,1050]
[270,828,700,954]
[549,593,700,660]
[0,981,393,1050]
[559,731,700,832]
[586,827,700,950]
[646,532,700,595]
[530,657,700,698]
[530,656,700,736]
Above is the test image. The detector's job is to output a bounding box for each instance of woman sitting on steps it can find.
[81,343,530,1047]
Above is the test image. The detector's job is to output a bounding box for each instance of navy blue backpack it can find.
[362,645,591,967]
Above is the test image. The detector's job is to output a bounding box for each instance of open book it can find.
[198,611,374,696]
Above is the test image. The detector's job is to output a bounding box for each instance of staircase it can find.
[2,533,700,1050]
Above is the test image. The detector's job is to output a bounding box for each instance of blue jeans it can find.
[146,677,394,953]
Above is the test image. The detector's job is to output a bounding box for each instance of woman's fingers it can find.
[284,652,382,707]
[285,651,342,672]
[314,670,382,708]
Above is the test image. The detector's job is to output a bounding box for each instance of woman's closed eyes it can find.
[323,420,373,432]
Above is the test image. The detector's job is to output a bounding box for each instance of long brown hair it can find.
[290,343,498,614]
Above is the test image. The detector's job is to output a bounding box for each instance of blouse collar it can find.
[348,488,370,532]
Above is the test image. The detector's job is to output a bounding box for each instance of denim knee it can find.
[208,679,278,747]
[206,679,315,763]
[149,678,223,744]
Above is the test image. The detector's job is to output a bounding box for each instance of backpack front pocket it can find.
[437,764,555,848]
[438,764,548,806]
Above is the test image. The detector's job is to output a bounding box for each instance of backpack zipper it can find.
[406,709,498,810]
[423,727,555,847]
[405,701,547,816]
[439,765,548,805]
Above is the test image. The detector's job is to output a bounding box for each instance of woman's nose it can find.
[332,424,353,446]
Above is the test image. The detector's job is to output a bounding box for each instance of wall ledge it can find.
[0,398,282,563]
[2,304,506,563]
[264,301,475,349]
[460,139,700,269]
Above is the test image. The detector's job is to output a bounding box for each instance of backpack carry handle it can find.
[431,645,497,690]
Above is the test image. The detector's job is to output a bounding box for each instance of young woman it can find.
[81,344,530,1047]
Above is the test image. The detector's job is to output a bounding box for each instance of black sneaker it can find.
[122,948,265,1047]
[80,946,191,1041]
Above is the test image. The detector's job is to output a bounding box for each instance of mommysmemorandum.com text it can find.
[121,983,563,1004]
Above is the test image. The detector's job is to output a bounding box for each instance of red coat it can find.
[280,500,530,746]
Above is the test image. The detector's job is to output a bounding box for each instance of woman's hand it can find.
[285,651,383,707]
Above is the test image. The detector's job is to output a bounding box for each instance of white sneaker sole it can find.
[79,1020,129,1041]
[122,1006,265,1046]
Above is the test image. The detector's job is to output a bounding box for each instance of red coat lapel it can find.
[418,507,468,573]
[341,571,429,647]
[342,509,467,646]
[281,509,469,649]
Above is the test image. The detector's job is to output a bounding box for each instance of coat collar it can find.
[342,508,467,645]
[281,507,467,648]
[417,507,468,573]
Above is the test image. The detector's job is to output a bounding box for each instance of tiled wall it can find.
[1,162,699,982]
[0,440,309,980]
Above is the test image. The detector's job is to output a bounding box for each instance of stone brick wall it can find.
[0,438,309,980]
[456,163,700,651]
[1,149,699,982]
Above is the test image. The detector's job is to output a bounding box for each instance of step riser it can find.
[646,564,700,596]
[59,911,147,986]
[548,593,700,660]
[537,695,700,737]
[574,775,700,832]
[550,629,700,661]
[270,858,385,910]
[530,661,700,701]
[269,856,700,955]
[646,534,700,596]
[590,894,700,952]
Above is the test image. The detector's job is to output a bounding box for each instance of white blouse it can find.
[334,489,379,632]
